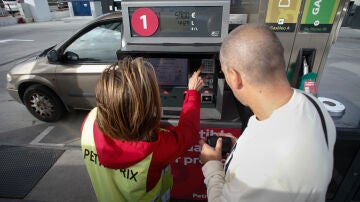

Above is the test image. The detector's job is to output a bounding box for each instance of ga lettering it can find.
[312,0,322,15]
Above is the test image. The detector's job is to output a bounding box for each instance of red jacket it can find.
[81,90,200,191]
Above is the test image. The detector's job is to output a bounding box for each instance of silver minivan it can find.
[3,0,19,12]
[7,12,122,122]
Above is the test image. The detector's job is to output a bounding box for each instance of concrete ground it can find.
[318,27,360,129]
[0,8,73,27]
[0,16,359,201]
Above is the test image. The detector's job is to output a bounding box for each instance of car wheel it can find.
[23,84,66,122]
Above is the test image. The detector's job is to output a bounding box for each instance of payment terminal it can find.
[117,52,224,119]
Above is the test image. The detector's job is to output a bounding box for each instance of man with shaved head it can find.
[199,25,336,201]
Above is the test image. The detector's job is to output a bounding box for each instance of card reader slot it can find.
[163,110,181,117]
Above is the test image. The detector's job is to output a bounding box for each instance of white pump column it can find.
[24,0,51,22]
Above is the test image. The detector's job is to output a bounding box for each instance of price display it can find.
[129,6,223,37]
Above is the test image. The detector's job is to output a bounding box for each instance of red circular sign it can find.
[131,8,159,37]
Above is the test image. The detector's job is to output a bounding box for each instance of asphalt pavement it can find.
[0,20,359,202]
[0,16,97,202]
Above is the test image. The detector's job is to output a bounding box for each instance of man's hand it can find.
[219,132,238,147]
[199,137,223,165]
[218,132,238,157]
[188,65,204,91]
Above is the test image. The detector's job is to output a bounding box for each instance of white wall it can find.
[90,1,102,18]
[24,0,51,22]
[68,2,74,17]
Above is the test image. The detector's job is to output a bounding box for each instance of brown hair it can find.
[95,57,161,141]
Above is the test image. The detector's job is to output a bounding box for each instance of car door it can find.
[55,20,122,109]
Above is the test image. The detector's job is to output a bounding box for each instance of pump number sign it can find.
[131,8,159,36]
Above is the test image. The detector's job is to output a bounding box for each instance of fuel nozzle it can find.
[300,56,318,96]
[303,56,309,76]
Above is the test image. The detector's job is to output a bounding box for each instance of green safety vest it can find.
[81,108,173,202]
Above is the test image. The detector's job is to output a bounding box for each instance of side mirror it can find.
[64,51,80,61]
[47,49,58,63]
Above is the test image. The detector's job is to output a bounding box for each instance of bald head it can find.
[220,24,286,86]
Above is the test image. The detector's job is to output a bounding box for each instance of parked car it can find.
[57,0,68,9]
[3,0,19,12]
[7,12,122,122]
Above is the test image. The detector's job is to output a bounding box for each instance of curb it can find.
[0,10,70,27]
[0,16,18,26]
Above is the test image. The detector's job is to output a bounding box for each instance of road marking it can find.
[334,47,360,51]
[0,39,35,43]
[0,50,40,66]
[30,126,65,147]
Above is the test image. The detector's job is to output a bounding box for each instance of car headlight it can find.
[7,73,12,82]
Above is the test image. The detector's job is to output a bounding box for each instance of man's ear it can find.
[227,67,242,89]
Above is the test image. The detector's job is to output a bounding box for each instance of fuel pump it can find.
[118,0,348,200]
[119,0,243,199]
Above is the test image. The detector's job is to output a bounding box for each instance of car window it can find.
[64,21,122,63]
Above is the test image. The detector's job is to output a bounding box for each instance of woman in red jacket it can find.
[81,57,204,201]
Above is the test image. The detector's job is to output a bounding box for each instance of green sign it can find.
[300,0,340,33]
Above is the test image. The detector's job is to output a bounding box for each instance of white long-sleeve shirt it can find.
[202,89,336,202]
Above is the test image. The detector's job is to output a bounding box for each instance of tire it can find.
[23,84,66,122]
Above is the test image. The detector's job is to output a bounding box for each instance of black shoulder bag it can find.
[303,93,329,148]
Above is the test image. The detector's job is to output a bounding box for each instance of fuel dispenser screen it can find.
[146,58,188,86]
[118,52,223,119]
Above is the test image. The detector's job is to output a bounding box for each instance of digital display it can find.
[129,6,223,37]
[160,9,192,32]
[146,58,188,86]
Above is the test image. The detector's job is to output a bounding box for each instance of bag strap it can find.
[303,93,329,148]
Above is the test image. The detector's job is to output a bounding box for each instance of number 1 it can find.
[140,15,147,29]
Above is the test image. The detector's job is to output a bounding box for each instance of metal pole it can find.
[7,3,14,17]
